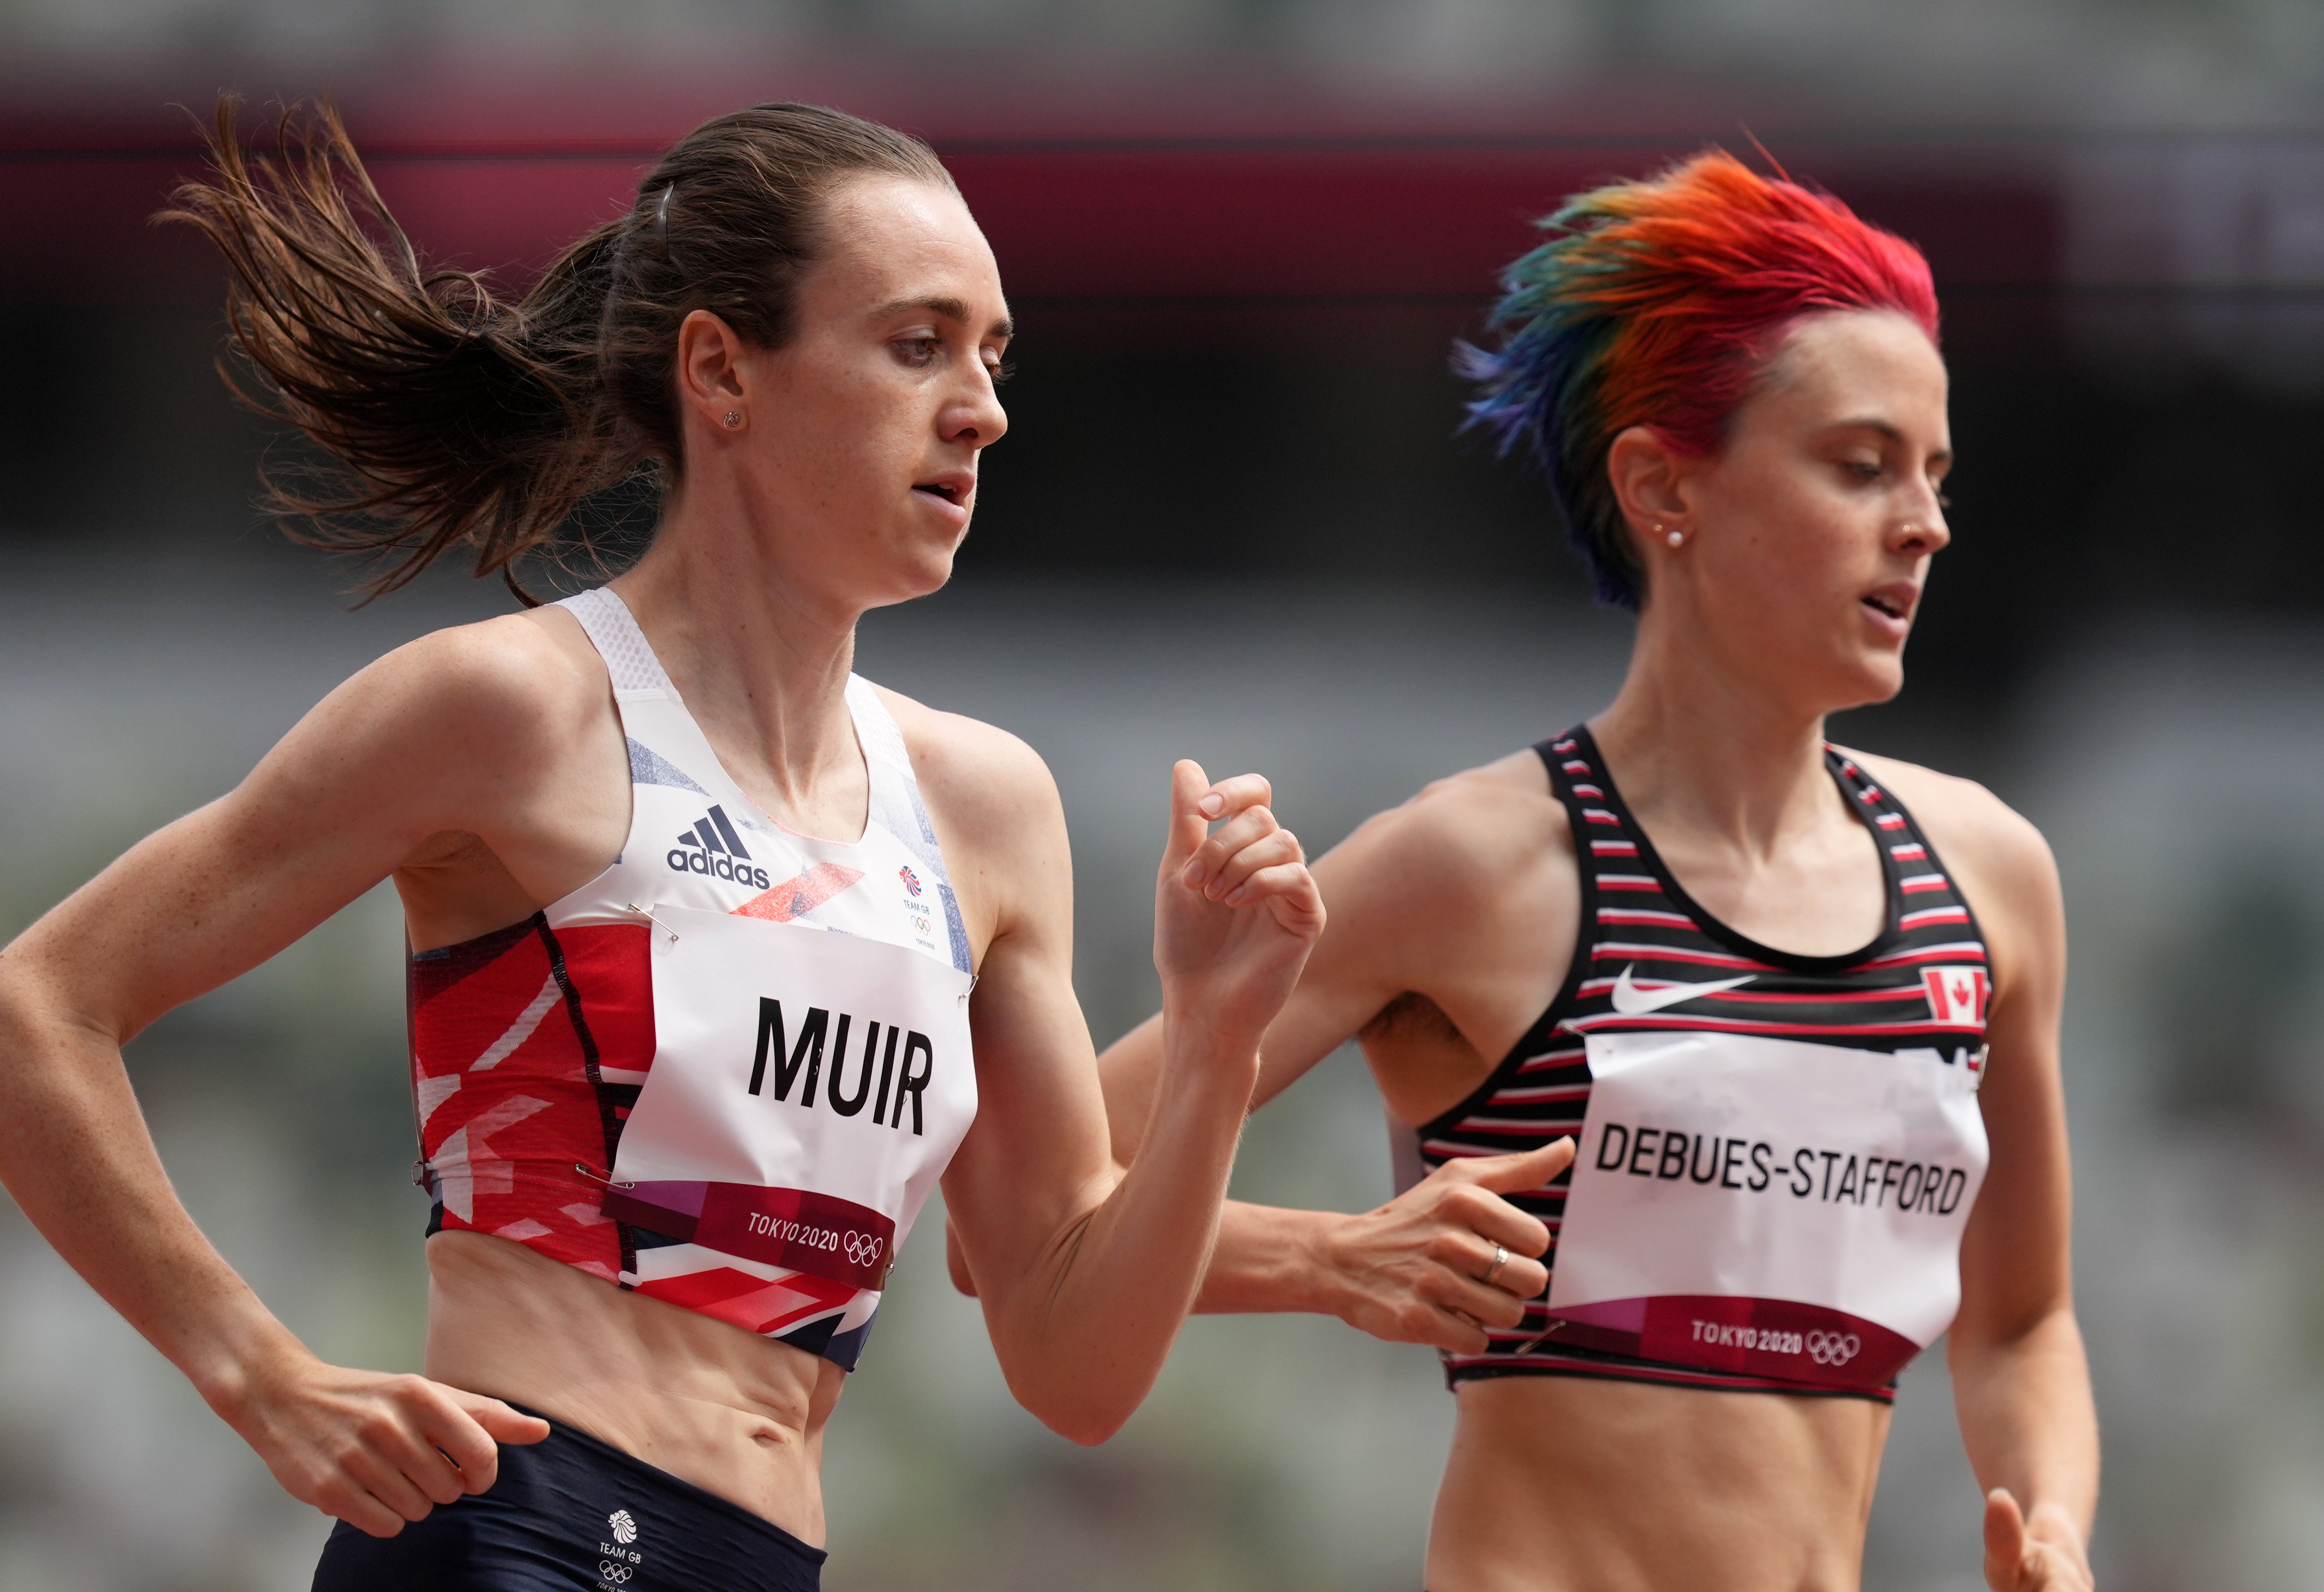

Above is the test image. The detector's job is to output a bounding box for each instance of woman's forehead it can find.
[798,183,1002,335]
[1757,311,1948,423]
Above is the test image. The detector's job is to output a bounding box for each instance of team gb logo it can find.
[899,865,923,898]
[608,1509,637,1545]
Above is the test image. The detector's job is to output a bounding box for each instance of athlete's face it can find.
[1627,309,1952,712]
[724,175,1011,605]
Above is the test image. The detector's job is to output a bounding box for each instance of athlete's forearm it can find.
[997,1020,1261,1444]
[1189,1201,1348,1314]
[0,969,309,1419]
[1949,1305,2099,1535]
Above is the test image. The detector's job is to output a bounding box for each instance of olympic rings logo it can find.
[843,1231,885,1269]
[1806,1330,1862,1366]
[599,1563,634,1583]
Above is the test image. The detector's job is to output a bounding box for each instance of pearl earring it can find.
[723,410,744,429]
[1657,522,1684,547]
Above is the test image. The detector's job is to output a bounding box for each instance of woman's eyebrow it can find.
[872,294,1014,339]
[1824,416,1951,464]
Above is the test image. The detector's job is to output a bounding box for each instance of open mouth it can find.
[1862,594,1904,620]
[913,480,964,505]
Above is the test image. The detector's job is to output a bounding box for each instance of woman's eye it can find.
[1844,460,1884,481]
[987,357,1015,386]
[896,337,939,366]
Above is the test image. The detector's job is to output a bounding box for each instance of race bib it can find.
[1543,1029,1988,1390]
[604,905,976,1292]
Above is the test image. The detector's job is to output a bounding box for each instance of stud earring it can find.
[723,410,744,429]
[1658,522,1684,547]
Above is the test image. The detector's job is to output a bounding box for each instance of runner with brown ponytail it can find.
[0,100,1323,1590]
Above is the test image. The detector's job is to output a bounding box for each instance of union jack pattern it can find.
[1422,726,1991,1402]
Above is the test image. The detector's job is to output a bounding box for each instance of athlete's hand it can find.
[1313,1138,1575,1354]
[1982,1488,2094,1592]
[221,1347,550,1537]
[1156,762,1326,1050]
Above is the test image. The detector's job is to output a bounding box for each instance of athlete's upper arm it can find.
[898,706,1115,1290]
[1,618,579,1043]
[1866,756,2074,1340]
[1101,753,1566,1157]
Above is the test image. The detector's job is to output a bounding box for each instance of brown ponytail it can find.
[162,97,954,601]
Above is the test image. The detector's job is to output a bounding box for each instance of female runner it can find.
[0,101,1323,1589]
[1081,153,2097,1590]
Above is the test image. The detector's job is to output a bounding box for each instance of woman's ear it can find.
[1606,425,1691,550]
[674,309,748,427]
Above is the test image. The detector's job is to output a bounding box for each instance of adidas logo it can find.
[665,804,773,888]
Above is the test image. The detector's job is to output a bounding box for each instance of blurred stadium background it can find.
[3,1,2322,1587]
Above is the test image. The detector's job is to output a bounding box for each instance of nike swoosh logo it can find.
[1608,964,1756,1015]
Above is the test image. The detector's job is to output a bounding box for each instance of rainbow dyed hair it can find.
[1460,150,1939,609]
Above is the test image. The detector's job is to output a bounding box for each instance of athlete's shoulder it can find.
[1843,748,2062,963]
[868,682,1062,835]
[1322,744,1567,900]
[307,607,603,759]
[1845,749,2052,878]
[1365,745,1561,851]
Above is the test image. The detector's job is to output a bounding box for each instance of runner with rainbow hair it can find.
[1078,150,2099,1590]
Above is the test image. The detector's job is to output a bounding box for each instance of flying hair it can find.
[1457,149,1940,610]
[160,97,954,602]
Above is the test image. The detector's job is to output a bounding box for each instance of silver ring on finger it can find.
[1481,1243,1509,1286]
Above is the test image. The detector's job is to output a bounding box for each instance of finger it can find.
[1181,807,1281,894]
[1428,1246,1535,1330]
[1265,864,1327,936]
[344,1444,441,1523]
[457,1393,550,1450]
[369,1403,475,1508]
[1202,771,1274,821]
[317,1478,412,1539]
[1462,1138,1577,1202]
[1163,760,1212,873]
[1983,1488,2027,1589]
[1429,1302,1494,1355]
[1214,829,1302,902]
[1488,1253,1550,1300]
[1227,861,1328,934]
[435,1396,538,1495]
[1452,1193,1553,1265]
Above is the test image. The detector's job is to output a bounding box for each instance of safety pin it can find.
[574,1162,637,1191]
[626,903,680,946]
[1512,1318,1567,1356]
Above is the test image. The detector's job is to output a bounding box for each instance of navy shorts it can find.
[311,1407,825,1592]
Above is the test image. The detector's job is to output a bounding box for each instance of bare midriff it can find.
[423,1231,846,1544]
[1428,1375,1890,1592]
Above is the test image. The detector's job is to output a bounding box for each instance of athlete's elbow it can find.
[1032,1398,1133,1448]
[1005,1368,1144,1447]
[1948,1294,2083,1367]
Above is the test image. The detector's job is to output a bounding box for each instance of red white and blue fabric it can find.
[407,588,973,1371]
